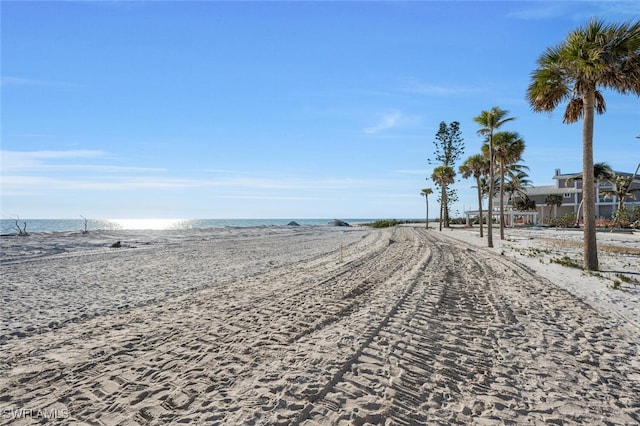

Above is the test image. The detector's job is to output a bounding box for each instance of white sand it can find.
[1,224,639,424]
[441,225,640,336]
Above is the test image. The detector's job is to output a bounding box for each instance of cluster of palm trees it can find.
[422,18,640,272]
[457,107,530,247]
[424,107,529,237]
[469,107,528,247]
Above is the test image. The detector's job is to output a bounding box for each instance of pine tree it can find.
[428,121,465,226]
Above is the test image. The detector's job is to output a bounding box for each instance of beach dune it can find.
[1,225,639,425]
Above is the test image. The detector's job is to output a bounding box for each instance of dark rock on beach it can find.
[328,219,350,227]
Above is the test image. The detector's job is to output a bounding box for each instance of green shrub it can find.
[371,219,402,228]
[613,206,640,228]
[550,255,580,268]
[545,213,576,228]
[614,273,631,283]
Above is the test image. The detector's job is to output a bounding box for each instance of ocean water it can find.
[0,218,383,233]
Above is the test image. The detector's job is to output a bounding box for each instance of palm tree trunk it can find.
[487,138,494,248]
[575,198,584,227]
[439,186,445,231]
[582,90,598,271]
[617,195,624,214]
[425,196,429,229]
[476,177,484,238]
[443,188,449,228]
[499,162,505,240]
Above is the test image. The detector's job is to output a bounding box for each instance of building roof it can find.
[522,186,580,196]
[553,172,581,180]
[553,170,640,182]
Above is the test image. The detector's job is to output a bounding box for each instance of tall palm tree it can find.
[420,188,433,229]
[474,107,516,247]
[431,165,455,231]
[526,18,640,270]
[566,162,614,227]
[484,131,525,240]
[459,154,489,237]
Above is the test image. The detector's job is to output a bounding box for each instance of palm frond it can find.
[563,97,584,123]
[473,107,515,135]
[459,154,489,180]
[528,17,640,121]
[526,66,569,112]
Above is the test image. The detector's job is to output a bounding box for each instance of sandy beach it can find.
[1,224,639,425]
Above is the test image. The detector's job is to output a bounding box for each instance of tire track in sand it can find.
[297,229,640,425]
[1,227,638,425]
[0,226,408,425]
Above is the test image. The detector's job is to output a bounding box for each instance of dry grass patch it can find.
[537,238,640,256]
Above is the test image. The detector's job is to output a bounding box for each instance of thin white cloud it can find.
[0,76,77,87]
[394,169,430,175]
[0,150,164,173]
[403,80,482,96]
[202,169,244,174]
[1,149,106,167]
[507,2,572,20]
[507,1,640,21]
[213,176,384,191]
[7,133,54,138]
[364,112,403,134]
[1,150,397,198]
[376,192,423,199]
[0,175,197,194]
[0,173,388,195]
[605,2,640,16]
[363,111,423,135]
[220,195,321,201]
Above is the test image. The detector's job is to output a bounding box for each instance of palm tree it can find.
[503,165,532,204]
[420,188,433,229]
[477,175,493,202]
[431,165,455,231]
[566,162,614,227]
[459,154,489,237]
[474,107,516,247]
[484,131,525,240]
[526,18,640,270]
[545,194,564,223]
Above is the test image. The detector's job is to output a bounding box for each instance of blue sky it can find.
[2,1,639,220]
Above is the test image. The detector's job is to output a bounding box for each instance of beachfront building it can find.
[519,168,640,224]
[464,167,640,226]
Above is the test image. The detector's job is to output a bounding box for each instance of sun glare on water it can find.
[107,219,187,230]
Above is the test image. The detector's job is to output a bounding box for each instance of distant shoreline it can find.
[1,218,422,233]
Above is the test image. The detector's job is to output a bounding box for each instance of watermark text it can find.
[2,407,69,420]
